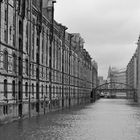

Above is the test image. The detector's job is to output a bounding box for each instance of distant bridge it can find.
[91,82,137,101]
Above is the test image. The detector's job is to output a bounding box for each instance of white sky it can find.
[54,0,140,78]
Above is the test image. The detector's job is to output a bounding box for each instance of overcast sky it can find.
[54,0,140,78]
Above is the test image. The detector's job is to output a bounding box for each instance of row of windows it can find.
[2,50,90,80]
[3,80,47,99]
[3,79,89,99]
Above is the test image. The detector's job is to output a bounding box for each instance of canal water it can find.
[0,99,140,140]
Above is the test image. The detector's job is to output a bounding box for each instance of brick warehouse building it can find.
[0,0,98,122]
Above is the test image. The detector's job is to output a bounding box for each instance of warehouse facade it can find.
[0,0,98,122]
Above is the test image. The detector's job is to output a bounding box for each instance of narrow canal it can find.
[0,99,140,140]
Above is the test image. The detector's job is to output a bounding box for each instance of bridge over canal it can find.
[91,82,137,101]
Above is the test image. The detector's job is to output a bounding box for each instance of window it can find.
[3,50,8,72]
[19,38,23,51]
[12,80,16,98]
[13,54,17,73]
[4,3,8,23]
[41,85,43,98]
[59,87,61,98]
[4,29,7,43]
[32,84,34,98]
[42,67,43,78]
[53,86,55,98]
[32,18,35,59]
[46,30,49,66]
[18,57,22,75]
[4,79,7,98]
[56,87,58,98]
[53,41,55,68]
[3,105,8,115]
[56,42,59,69]
[32,63,34,76]
[4,2,8,43]
[9,26,12,40]
[25,82,28,97]
[41,102,43,108]
[42,28,44,64]
[37,38,39,46]
[26,23,28,52]
[25,59,28,75]
[19,20,23,35]
[13,6,16,47]
[46,85,48,97]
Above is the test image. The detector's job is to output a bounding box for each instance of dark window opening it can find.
[4,79,7,98]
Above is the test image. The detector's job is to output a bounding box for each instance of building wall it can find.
[0,0,97,123]
[126,46,138,100]
[92,60,98,88]
[108,67,126,84]
[136,38,140,102]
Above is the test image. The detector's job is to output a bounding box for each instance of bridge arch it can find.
[94,82,135,91]
[91,82,137,102]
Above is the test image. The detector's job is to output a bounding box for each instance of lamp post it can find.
[49,0,56,110]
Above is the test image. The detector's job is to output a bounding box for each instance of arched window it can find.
[4,79,7,98]
[25,82,28,97]
[3,50,8,72]
[12,80,16,98]
[13,53,17,73]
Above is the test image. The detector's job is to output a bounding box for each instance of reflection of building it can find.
[0,0,98,123]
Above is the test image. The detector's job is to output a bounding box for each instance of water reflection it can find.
[0,99,140,140]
